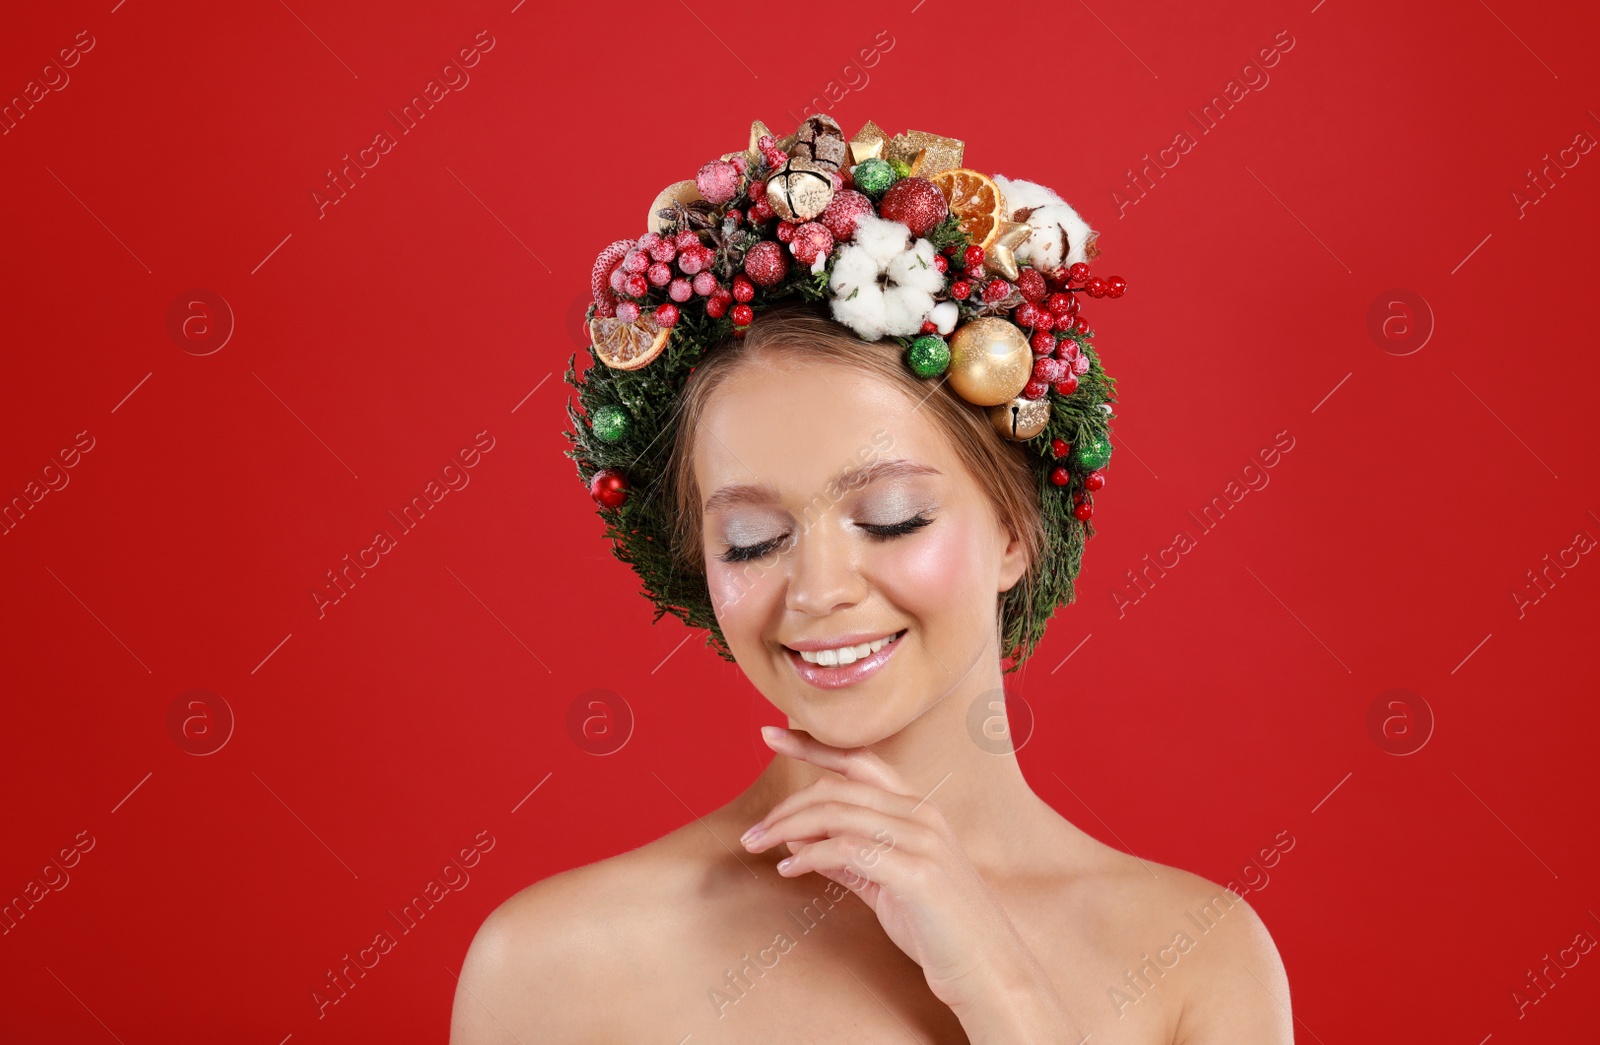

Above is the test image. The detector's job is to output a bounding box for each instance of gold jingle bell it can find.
[766,158,834,222]
[946,318,1032,406]
[988,396,1051,441]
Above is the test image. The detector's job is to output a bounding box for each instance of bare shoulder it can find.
[1111,853,1293,1045]
[449,823,712,1045]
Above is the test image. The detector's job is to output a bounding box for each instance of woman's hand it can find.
[740,725,1076,1043]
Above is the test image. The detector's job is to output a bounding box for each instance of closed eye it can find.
[717,514,934,564]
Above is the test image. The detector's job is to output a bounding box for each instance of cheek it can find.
[874,515,991,609]
[706,558,783,633]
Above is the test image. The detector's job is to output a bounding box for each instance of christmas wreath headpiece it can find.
[563,116,1124,671]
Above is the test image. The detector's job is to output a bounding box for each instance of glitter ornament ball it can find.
[851,158,895,199]
[590,404,631,444]
[819,189,873,240]
[695,159,741,205]
[878,176,949,237]
[789,222,834,265]
[946,318,1033,406]
[907,335,950,378]
[589,468,628,508]
[1073,434,1113,471]
[743,240,789,286]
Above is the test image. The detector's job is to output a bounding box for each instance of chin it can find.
[741,629,926,748]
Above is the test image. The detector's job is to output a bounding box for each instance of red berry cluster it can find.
[1047,438,1108,521]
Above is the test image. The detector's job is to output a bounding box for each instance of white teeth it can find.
[797,632,900,666]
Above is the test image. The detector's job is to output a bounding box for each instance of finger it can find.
[776,833,919,894]
[746,800,924,858]
[746,776,925,842]
[760,726,918,797]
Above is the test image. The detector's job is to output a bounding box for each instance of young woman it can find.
[451,119,1292,1043]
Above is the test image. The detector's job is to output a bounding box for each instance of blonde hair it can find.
[667,303,1047,661]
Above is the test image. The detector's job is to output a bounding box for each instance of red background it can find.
[3,0,1598,1040]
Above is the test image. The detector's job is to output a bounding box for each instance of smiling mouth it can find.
[785,629,906,667]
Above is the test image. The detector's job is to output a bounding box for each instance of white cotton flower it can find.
[828,217,942,341]
[992,173,1098,271]
[929,300,959,335]
[853,213,913,265]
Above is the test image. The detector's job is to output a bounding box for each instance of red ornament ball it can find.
[748,199,776,224]
[1068,262,1092,284]
[775,220,796,243]
[696,159,741,205]
[622,250,649,274]
[589,468,628,508]
[1050,438,1071,458]
[1087,277,1107,298]
[819,189,873,241]
[647,261,672,287]
[1023,378,1050,400]
[615,300,639,323]
[950,280,972,300]
[981,279,1011,303]
[732,275,755,302]
[1073,501,1094,521]
[1045,292,1073,317]
[1049,465,1071,487]
[654,303,680,328]
[744,241,789,286]
[1030,331,1055,355]
[731,303,754,326]
[705,295,729,319]
[963,245,986,270]
[1106,275,1127,298]
[1017,268,1048,302]
[789,221,834,265]
[1053,375,1078,395]
[668,277,692,303]
[1084,470,1106,491]
[879,176,949,236]
[693,271,717,296]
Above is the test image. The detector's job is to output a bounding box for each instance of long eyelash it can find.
[717,514,934,564]
[861,513,936,540]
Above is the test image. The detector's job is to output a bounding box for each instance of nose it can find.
[784,519,869,617]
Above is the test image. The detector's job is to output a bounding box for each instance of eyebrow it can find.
[702,458,941,513]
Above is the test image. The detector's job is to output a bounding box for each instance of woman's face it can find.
[692,352,1028,748]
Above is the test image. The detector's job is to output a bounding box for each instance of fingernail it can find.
[760,726,782,743]
[776,856,794,872]
[740,824,764,846]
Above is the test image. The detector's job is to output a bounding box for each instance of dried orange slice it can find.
[589,311,671,370]
[928,168,1006,250]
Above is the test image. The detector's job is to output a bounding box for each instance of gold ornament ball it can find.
[646,179,703,234]
[988,396,1052,441]
[766,158,835,222]
[946,319,1033,406]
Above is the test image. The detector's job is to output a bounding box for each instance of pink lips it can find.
[784,630,905,690]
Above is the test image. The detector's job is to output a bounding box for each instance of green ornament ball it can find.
[907,334,950,378]
[1074,433,1112,471]
[591,403,632,444]
[852,158,895,199]
[888,157,912,180]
